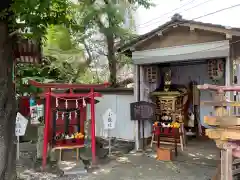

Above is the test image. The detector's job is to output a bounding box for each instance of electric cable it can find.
[120,3,240,49]
[137,0,215,29]
[136,0,199,28]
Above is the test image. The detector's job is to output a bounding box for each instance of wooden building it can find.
[119,14,240,150]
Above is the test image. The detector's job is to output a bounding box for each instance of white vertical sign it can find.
[15,112,28,136]
[103,108,116,156]
[15,112,28,160]
[103,108,116,130]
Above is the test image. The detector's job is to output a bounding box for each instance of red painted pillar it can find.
[90,88,96,164]
[42,90,51,169]
[80,106,85,134]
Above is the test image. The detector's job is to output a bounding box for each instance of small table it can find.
[52,144,85,161]
[151,123,185,151]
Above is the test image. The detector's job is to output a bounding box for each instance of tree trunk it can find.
[0,21,17,180]
[106,35,117,87]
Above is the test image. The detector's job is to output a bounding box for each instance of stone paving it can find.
[17,140,219,180]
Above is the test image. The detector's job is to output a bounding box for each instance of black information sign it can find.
[130,101,155,121]
[233,157,240,179]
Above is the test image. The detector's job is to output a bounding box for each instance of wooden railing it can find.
[198,84,240,180]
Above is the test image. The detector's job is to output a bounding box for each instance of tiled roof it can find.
[118,13,240,52]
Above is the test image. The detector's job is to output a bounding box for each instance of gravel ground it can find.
[17,140,219,180]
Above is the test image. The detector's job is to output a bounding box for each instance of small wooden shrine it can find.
[150,69,186,152]
[13,25,41,94]
[198,84,240,180]
[29,80,109,169]
[14,24,41,65]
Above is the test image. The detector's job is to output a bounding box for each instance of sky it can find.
[136,0,240,35]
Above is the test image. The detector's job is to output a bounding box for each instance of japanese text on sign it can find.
[15,112,28,136]
[130,101,155,121]
[103,108,116,130]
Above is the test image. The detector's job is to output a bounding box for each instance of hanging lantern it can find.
[145,66,158,83]
[208,59,224,81]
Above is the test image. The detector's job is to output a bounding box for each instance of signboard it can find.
[130,101,155,121]
[15,112,28,136]
[30,104,44,125]
[103,108,116,130]
[233,157,240,178]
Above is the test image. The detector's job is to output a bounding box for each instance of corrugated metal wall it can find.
[86,94,135,141]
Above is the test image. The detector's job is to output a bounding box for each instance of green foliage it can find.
[16,22,102,94]
[13,0,153,93]
[70,0,153,86]
[43,24,90,83]
[129,0,154,8]
[16,61,61,95]
[45,25,73,50]
[11,0,71,38]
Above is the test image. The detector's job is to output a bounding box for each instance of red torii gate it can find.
[29,80,110,169]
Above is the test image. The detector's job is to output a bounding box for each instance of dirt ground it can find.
[17,140,219,180]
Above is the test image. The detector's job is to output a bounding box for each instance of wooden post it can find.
[80,106,85,134]
[42,89,51,169]
[221,148,233,180]
[90,88,96,165]
[212,164,221,180]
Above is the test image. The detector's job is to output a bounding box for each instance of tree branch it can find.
[117,77,133,87]
[83,40,93,66]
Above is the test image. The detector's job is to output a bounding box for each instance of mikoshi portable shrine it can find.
[29,80,110,169]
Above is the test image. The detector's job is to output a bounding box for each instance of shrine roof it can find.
[118,13,240,54]
[14,23,42,64]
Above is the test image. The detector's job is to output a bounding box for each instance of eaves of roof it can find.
[118,14,240,53]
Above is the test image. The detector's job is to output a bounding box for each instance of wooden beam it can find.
[206,128,240,141]
[29,80,110,89]
[204,116,240,126]
[50,92,102,98]
[201,101,240,107]
[198,84,240,92]
[215,139,227,149]
[205,129,222,140]
[182,23,240,36]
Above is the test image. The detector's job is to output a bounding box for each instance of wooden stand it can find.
[52,144,85,161]
[152,125,178,161]
[150,124,185,151]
